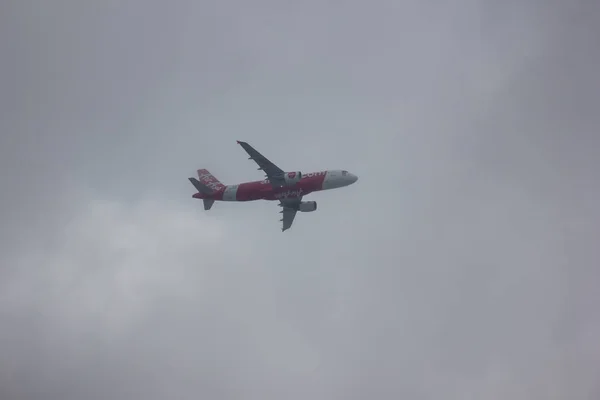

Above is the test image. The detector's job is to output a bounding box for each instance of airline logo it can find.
[302,171,326,178]
[197,171,223,190]
[274,189,304,199]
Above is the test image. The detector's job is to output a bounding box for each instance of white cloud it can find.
[2,1,599,399]
[0,192,327,398]
[3,195,222,335]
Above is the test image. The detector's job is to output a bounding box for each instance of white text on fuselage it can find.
[263,171,325,184]
[274,189,304,199]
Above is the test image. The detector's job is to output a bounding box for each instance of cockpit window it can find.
[342,170,348,176]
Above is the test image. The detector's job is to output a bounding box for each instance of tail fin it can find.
[189,169,224,211]
[196,169,225,191]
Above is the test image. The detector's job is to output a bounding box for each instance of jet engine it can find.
[283,171,302,186]
[298,201,317,212]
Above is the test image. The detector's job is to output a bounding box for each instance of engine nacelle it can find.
[298,201,317,212]
[283,171,302,186]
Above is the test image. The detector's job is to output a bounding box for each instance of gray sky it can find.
[1,1,599,399]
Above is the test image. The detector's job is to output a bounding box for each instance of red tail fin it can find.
[196,169,225,191]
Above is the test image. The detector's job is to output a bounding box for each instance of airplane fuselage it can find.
[192,169,357,202]
[189,140,358,231]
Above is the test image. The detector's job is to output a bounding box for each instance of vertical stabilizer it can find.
[189,169,223,211]
[196,169,225,191]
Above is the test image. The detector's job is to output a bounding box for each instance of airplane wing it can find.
[237,141,286,188]
[279,197,302,232]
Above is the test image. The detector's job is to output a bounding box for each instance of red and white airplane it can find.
[189,140,358,231]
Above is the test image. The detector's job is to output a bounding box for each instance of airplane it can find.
[188,140,358,232]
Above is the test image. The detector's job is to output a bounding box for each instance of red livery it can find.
[189,141,358,231]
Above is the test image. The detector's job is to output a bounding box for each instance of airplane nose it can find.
[350,173,358,183]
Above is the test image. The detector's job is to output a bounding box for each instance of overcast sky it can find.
[1,1,599,399]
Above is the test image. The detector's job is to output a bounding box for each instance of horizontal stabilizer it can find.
[203,198,215,210]
[188,177,213,195]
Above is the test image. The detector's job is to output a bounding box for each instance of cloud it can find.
[1,0,599,399]
[0,192,324,399]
